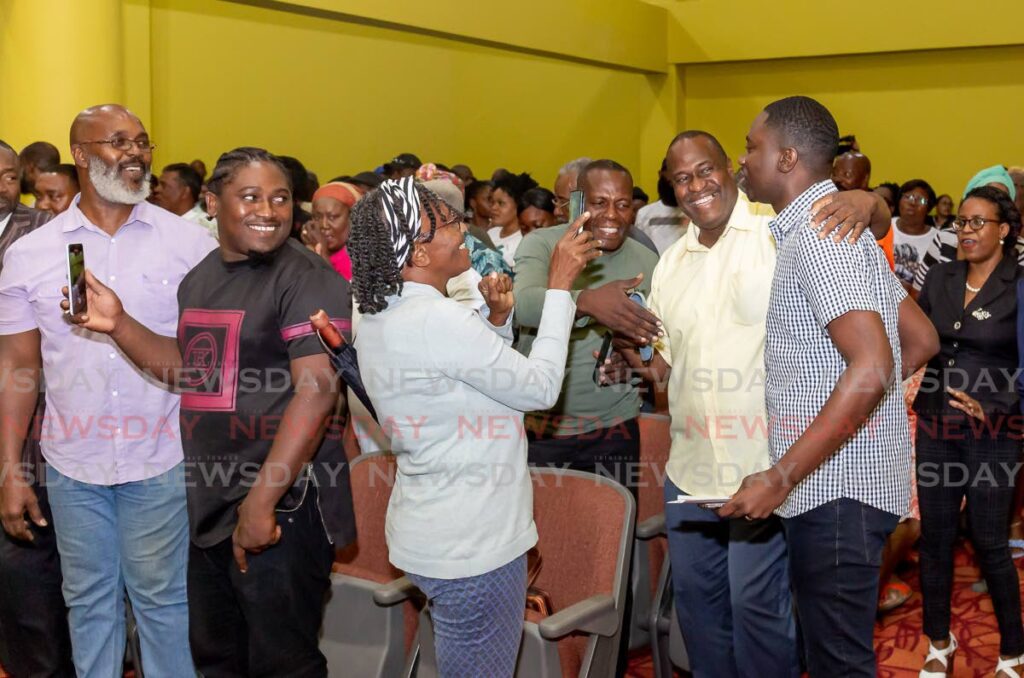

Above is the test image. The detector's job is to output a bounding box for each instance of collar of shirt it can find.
[0,211,11,237]
[62,193,154,235]
[768,179,836,246]
[389,280,444,308]
[682,190,762,253]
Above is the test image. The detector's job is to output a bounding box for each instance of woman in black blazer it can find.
[913,186,1024,677]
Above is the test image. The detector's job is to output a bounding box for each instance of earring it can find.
[1001,238,1006,245]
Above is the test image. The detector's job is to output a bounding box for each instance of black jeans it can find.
[188,486,335,678]
[916,417,1024,655]
[527,417,641,496]
[783,498,898,678]
[0,479,75,678]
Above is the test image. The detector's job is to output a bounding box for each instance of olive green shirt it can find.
[513,223,659,436]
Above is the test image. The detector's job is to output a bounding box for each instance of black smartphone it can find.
[66,243,87,315]
[593,331,613,385]
[569,190,586,235]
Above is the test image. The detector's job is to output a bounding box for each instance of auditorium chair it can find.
[322,452,419,677]
[628,412,671,650]
[515,467,636,677]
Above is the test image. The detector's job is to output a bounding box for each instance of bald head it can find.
[831,152,871,192]
[70,104,144,146]
[70,104,152,207]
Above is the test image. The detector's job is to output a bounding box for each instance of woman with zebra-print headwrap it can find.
[349,177,598,676]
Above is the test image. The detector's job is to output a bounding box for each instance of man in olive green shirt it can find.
[514,159,660,492]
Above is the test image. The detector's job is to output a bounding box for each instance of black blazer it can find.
[913,254,1022,418]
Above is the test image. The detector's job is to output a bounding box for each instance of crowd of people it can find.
[0,96,1022,678]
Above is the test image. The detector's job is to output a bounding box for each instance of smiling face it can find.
[71,109,152,205]
[207,161,293,262]
[311,196,352,253]
[413,201,470,279]
[956,196,1009,264]
[581,168,634,252]
[667,135,738,232]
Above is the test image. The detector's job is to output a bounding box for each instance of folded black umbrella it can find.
[311,313,378,424]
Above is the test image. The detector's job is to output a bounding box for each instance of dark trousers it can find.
[188,487,335,678]
[664,479,799,678]
[0,480,75,678]
[783,498,898,678]
[916,418,1024,655]
[527,418,640,496]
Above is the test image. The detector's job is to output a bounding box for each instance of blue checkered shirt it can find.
[766,180,910,518]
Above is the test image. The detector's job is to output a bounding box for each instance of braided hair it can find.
[349,180,461,315]
[206,147,292,197]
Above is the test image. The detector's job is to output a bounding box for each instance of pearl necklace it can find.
[966,280,982,294]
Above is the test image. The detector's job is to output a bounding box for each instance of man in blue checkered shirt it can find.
[719,96,939,677]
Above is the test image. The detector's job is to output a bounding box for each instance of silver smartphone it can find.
[569,190,586,235]
[66,243,87,315]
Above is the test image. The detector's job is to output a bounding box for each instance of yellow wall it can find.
[666,0,1024,64]
[6,0,1023,204]
[148,0,667,191]
[0,0,126,153]
[680,45,1024,199]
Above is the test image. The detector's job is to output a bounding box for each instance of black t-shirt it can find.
[177,239,355,548]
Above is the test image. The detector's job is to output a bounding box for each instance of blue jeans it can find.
[664,478,799,678]
[783,498,898,678]
[407,555,527,678]
[46,463,193,678]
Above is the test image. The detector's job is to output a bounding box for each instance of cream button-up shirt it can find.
[649,191,776,496]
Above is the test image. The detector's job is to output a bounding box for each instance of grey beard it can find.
[88,156,151,205]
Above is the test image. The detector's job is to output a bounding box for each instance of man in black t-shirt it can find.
[66,148,355,677]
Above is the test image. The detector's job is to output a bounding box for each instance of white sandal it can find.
[920,633,958,677]
[996,653,1024,677]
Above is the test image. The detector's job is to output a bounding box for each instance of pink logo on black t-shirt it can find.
[179,309,245,412]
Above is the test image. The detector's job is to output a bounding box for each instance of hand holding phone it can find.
[627,291,655,362]
[61,267,124,335]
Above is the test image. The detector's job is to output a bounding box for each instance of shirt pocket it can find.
[137,270,184,328]
[728,266,773,327]
[32,285,72,336]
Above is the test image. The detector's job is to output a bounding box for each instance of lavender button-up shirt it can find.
[0,196,217,485]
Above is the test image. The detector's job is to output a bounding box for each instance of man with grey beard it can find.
[0,105,216,676]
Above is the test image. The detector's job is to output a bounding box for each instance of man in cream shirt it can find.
[612,131,890,678]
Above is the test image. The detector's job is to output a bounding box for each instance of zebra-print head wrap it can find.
[378,176,423,268]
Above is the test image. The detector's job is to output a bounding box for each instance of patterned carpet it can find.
[626,542,1024,677]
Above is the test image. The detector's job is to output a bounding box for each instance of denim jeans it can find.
[783,498,898,678]
[46,463,193,678]
[664,478,799,678]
